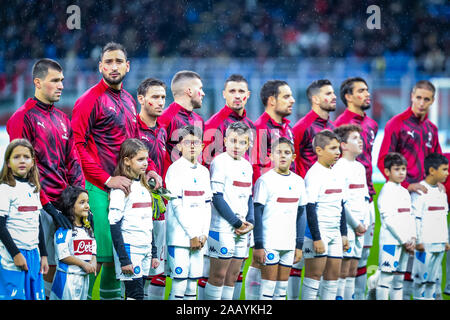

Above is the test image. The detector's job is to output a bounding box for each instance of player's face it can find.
[139,86,166,118]
[274,85,295,118]
[36,68,64,104]
[317,85,337,112]
[271,142,295,174]
[8,145,34,178]
[190,78,205,109]
[433,164,449,184]
[385,165,407,184]
[125,149,148,179]
[73,192,90,221]
[343,131,363,157]
[223,81,250,113]
[224,131,249,160]
[99,50,130,88]
[178,134,203,164]
[411,88,434,120]
[349,82,371,110]
[317,139,341,167]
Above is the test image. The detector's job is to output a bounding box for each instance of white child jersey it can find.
[377,181,415,245]
[412,180,449,251]
[304,161,346,231]
[253,169,307,250]
[54,226,97,275]
[333,157,370,238]
[165,157,212,247]
[109,179,154,253]
[210,152,253,233]
[0,180,42,250]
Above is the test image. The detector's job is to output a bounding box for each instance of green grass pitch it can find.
[91,182,449,300]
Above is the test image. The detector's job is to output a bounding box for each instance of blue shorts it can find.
[0,248,45,300]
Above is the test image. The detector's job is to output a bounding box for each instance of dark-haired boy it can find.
[301,130,349,300]
[165,125,212,300]
[376,152,416,300]
[411,153,449,300]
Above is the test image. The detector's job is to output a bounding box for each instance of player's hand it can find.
[199,235,207,248]
[13,252,28,271]
[407,183,428,195]
[146,171,162,189]
[342,236,350,252]
[253,248,265,265]
[106,176,132,194]
[151,258,160,269]
[190,237,201,251]
[121,264,135,275]
[82,261,96,274]
[415,243,425,252]
[294,249,303,264]
[235,221,253,235]
[44,202,72,229]
[355,224,366,236]
[40,256,49,275]
[313,240,325,254]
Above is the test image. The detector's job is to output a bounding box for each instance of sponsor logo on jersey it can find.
[73,239,93,255]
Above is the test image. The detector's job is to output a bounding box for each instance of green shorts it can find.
[85,180,113,263]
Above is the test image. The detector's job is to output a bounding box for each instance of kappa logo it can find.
[304,248,312,254]
[209,246,217,253]
[11,289,17,297]
[381,261,391,268]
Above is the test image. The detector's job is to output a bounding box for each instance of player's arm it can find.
[377,119,399,182]
[296,205,306,250]
[340,201,349,251]
[411,193,425,251]
[65,126,85,188]
[253,202,266,264]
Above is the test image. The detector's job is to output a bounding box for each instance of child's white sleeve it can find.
[0,185,11,217]
[411,193,424,244]
[108,189,126,225]
[210,157,225,194]
[253,178,268,205]
[54,228,72,261]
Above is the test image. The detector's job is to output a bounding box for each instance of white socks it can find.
[273,281,288,300]
[344,277,356,300]
[259,279,276,300]
[301,277,320,300]
[320,280,338,300]
[222,285,235,300]
[204,282,223,300]
[244,266,261,300]
[170,278,187,300]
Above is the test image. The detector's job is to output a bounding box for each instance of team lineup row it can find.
[0,41,449,300]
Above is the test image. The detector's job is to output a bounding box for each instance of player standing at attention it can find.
[335,77,378,299]
[71,42,161,300]
[203,74,255,299]
[411,153,449,300]
[136,78,168,300]
[109,139,159,300]
[376,152,416,300]
[301,130,349,300]
[0,139,48,300]
[292,79,336,179]
[245,80,296,300]
[159,70,205,179]
[165,125,212,300]
[253,137,307,300]
[203,74,256,167]
[51,186,97,300]
[204,122,254,300]
[290,79,336,299]
[377,80,442,299]
[7,58,83,297]
[333,125,370,300]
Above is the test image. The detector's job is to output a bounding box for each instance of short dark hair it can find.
[424,152,448,175]
[412,80,435,96]
[171,70,202,97]
[333,124,362,143]
[100,42,127,61]
[384,152,407,171]
[225,121,250,137]
[272,137,295,153]
[224,74,248,89]
[306,79,332,104]
[260,80,289,107]
[137,78,167,96]
[178,125,203,143]
[312,129,340,152]
[340,77,368,106]
[32,58,62,80]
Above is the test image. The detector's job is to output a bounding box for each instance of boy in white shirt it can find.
[204,121,254,300]
[333,124,370,300]
[411,152,449,300]
[165,125,212,300]
[376,152,416,300]
[253,137,307,300]
[301,130,349,300]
